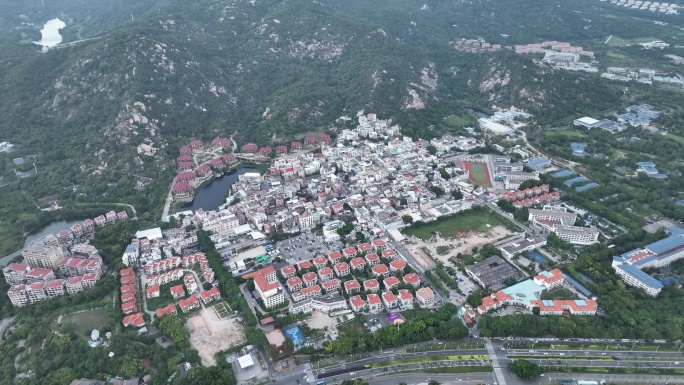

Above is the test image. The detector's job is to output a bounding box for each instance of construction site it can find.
[186,306,246,366]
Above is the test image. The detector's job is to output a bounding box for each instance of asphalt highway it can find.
[265,338,684,385]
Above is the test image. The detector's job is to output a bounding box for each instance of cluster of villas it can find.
[59,210,129,245]
[119,252,222,327]
[250,240,436,315]
[121,213,243,268]
[173,138,240,201]
[474,269,598,316]
[172,134,333,201]
[498,184,561,208]
[4,242,104,307]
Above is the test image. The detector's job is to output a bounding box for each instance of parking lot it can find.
[362,314,390,332]
[451,265,479,295]
[277,232,329,263]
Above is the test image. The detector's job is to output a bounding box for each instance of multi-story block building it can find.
[403,273,421,288]
[611,226,684,296]
[312,256,328,269]
[45,279,65,298]
[350,257,366,271]
[365,253,380,266]
[199,287,221,304]
[287,277,303,293]
[372,264,390,278]
[7,285,28,307]
[367,293,383,312]
[25,268,55,284]
[146,284,160,299]
[2,263,30,285]
[363,279,380,293]
[349,295,366,312]
[179,294,201,313]
[333,262,351,277]
[344,279,361,294]
[26,282,47,304]
[301,284,322,300]
[65,276,84,294]
[381,250,398,260]
[389,259,406,273]
[533,268,564,289]
[528,206,599,245]
[170,285,185,299]
[383,276,401,290]
[254,266,285,308]
[302,272,318,287]
[398,289,414,308]
[318,267,334,282]
[23,235,65,271]
[322,279,341,294]
[382,291,398,309]
[371,239,388,252]
[416,287,435,307]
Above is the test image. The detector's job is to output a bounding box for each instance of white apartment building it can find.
[254,266,285,308]
[529,206,599,245]
[613,264,662,296]
[554,225,600,245]
[610,228,684,296]
[528,206,577,224]
[7,285,28,307]
[298,213,316,229]
[45,279,66,297]
[2,263,30,285]
[26,282,48,304]
[416,287,436,307]
[23,235,65,271]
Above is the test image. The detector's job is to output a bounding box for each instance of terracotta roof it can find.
[350,295,365,309]
[382,291,398,303]
[367,293,381,305]
[344,280,360,290]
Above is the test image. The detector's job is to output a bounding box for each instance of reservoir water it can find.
[182,168,256,212]
[35,18,66,48]
[0,219,83,267]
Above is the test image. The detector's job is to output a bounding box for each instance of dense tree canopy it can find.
[508,359,543,380]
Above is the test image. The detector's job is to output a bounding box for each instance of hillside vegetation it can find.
[0,0,681,253]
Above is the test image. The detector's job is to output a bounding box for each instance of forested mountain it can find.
[0,0,681,253]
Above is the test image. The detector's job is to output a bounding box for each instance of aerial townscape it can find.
[1,1,684,385]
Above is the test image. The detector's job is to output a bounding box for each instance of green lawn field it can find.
[404,209,505,241]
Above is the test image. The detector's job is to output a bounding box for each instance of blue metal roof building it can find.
[561,273,593,297]
[526,157,551,173]
[564,176,587,186]
[645,234,684,255]
[618,263,663,290]
[570,142,588,156]
[550,169,576,178]
[576,182,599,192]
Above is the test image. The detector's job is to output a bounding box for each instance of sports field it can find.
[462,161,492,186]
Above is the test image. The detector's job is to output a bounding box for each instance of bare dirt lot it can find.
[187,308,246,366]
[406,245,437,270]
[407,225,511,267]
